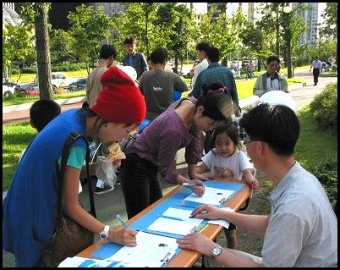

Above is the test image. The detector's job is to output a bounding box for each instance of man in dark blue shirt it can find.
[123,37,148,81]
[190,46,239,114]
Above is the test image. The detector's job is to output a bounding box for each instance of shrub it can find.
[309,83,337,131]
[309,158,338,208]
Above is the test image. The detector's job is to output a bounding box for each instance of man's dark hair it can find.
[206,46,220,63]
[196,42,210,53]
[123,37,136,45]
[30,100,61,132]
[100,44,117,59]
[266,55,280,65]
[240,103,300,156]
[149,47,167,64]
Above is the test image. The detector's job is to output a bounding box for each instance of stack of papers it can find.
[59,231,178,267]
[182,186,235,206]
[147,207,205,236]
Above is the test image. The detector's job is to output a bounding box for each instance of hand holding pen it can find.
[114,214,137,246]
[182,180,205,197]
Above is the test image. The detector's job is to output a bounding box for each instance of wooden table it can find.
[77,177,251,267]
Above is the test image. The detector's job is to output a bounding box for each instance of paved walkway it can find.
[2,74,337,267]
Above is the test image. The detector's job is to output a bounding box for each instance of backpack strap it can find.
[56,131,96,228]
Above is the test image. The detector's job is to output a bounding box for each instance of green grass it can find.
[295,105,337,170]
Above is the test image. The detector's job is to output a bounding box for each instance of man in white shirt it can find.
[190,42,210,89]
[309,56,322,86]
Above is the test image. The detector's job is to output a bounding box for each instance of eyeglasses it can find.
[243,138,261,145]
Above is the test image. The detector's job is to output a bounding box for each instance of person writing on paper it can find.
[3,67,146,267]
[120,86,235,219]
[195,124,258,250]
[177,104,337,267]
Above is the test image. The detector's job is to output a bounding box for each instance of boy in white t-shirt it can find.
[195,124,259,249]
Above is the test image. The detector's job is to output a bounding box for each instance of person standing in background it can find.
[123,37,148,81]
[309,56,322,86]
[86,44,118,195]
[253,55,288,97]
[190,42,210,89]
[139,47,188,121]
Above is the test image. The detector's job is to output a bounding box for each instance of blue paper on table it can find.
[129,180,244,237]
[91,180,244,261]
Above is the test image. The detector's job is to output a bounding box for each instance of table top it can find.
[77,177,251,267]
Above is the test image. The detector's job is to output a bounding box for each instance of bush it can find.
[309,83,337,131]
[52,63,86,72]
[309,158,338,208]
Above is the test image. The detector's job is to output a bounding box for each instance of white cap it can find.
[117,65,137,82]
[257,91,297,114]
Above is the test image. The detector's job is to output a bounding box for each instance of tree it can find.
[34,3,53,99]
[50,29,74,65]
[68,4,113,74]
[18,3,53,99]
[319,3,337,39]
[2,23,35,83]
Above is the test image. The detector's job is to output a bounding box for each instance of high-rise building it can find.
[293,3,319,46]
[3,2,21,27]
[90,2,125,16]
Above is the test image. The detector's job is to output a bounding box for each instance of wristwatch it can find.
[99,225,110,240]
[211,244,223,258]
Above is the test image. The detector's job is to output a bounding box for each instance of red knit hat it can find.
[91,66,146,124]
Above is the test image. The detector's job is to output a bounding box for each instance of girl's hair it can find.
[78,107,108,135]
[196,83,233,123]
[212,124,240,148]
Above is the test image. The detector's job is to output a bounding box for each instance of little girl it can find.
[195,124,259,249]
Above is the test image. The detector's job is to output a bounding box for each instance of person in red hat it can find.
[3,66,146,267]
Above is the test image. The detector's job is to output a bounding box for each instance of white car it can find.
[35,72,74,89]
[3,84,15,97]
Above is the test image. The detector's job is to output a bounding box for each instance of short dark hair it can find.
[124,37,136,45]
[206,46,220,63]
[149,47,167,64]
[240,103,300,156]
[266,55,280,65]
[196,42,210,53]
[212,124,239,148]
[30,100,61,132]
[100,44,117,59]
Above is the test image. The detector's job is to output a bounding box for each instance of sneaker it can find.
[94,183,114,195]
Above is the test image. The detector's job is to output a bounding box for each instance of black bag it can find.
[44,132,96,267]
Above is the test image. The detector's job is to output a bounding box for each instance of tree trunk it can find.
[35,3,53,100]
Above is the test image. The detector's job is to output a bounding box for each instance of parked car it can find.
[67,78,87,91]
[3,84,15,97]
[14,83,32,95]
[23,83,39,96]
[34,72,72,89]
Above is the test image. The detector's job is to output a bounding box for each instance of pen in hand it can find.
[183,182,204,188]
[116,214,129,228]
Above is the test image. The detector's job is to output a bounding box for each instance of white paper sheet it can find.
[207,207,235,229]
[147,216,203,236]
[107,231,178,267]
[184,186,235,206]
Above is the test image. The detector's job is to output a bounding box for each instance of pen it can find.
[116,214,128,228]
[183,182,204,188]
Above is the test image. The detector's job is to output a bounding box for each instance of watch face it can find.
[100,231,108,240]
[212,246,222,257]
